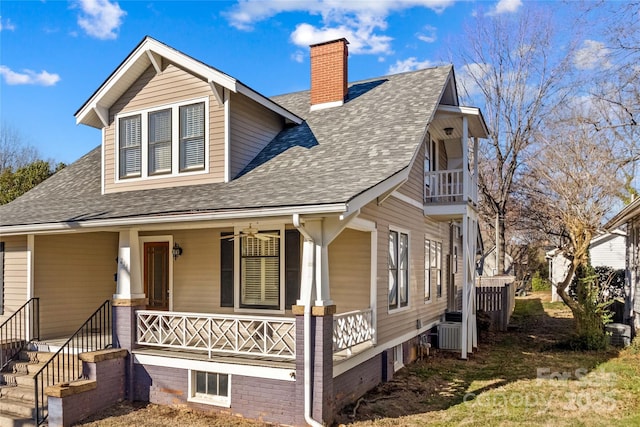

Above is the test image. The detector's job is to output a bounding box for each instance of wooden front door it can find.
[144,242,169,310]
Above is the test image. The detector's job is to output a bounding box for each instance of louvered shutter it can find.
[220,234,234,307]
[179,102,205,171]
[285,230,301,309]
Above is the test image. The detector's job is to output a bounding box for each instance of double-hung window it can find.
[240,233,280,308]
[389,229,409,310]
[425,239,432,301]
[148,109,172,175]
[180,102,205,171]
[116,99,206,180]
[428,240,442,298]
[119,115,141,178]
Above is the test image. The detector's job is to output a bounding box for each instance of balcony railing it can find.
[137,311,296,359]
[333,309,374,354]
[424,169,478,205]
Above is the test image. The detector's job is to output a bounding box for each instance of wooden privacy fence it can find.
[476,280,516,331]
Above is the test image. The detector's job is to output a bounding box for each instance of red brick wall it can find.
[310,39,348,106]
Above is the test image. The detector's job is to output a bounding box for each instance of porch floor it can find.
[132,346,296,370]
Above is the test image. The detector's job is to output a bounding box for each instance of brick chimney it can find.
[310,38,349,110]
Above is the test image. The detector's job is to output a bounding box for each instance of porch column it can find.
[112,229,146,401]
[461,208,479,359]
[114,229,144,300]
[461,116,469,202]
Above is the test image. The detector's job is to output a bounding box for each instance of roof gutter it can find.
[0,203,347,236]
[605,198,640,230]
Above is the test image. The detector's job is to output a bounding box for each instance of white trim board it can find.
[133,353,295,382]
[333,319,440,378]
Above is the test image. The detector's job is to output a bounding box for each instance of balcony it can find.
[424,168,478,220]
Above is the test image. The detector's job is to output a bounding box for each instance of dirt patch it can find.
[73,401,268,427]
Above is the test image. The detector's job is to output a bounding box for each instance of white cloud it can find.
[0,16,16,31]
[574,39,612,70]
[225,0,455,55]
[0,66,61,86]
[457,62,492,97]
[417,25,437,43]
[486,0,522,16]
[74,0,126,40]
[387,57,436,74]
[291,50,305,63]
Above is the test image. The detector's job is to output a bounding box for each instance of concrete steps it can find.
[0,350,66,425]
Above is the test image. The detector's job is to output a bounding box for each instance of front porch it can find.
[133,307,375,364]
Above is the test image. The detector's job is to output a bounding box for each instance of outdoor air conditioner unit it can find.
[438,322,462,350]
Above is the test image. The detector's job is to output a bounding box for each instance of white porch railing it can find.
[425,169,464,203]
[137,311,296,359]
[333,309,374,354]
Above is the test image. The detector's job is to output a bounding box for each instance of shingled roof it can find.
[0,66,452,230]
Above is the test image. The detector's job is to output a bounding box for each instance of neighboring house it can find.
[546,230,626,303]
[0,37,487,425]
[480,246,513,277]
[606,199,640,336]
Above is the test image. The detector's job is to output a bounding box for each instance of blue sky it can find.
[0,0,596,164]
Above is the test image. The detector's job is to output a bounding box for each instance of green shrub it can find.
[531,271,551,291]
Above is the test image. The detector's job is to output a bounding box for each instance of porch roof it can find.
[0,66,453,231]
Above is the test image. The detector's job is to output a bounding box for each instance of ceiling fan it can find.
[221,224,281,241]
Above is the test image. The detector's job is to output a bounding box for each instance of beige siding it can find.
[104,63,225,193]
[329,228,370,313]
[229,92,284,178]
[439,139,448,169]
[397,136,426,202]
[0,236,28,323]
[140,229,233,315]
[361,197,450,347]
[34,233,118,339]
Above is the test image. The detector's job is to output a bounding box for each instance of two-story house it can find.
[0,36,487,425]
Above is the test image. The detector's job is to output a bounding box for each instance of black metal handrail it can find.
[0,298,40,372]
[34,300,111,425]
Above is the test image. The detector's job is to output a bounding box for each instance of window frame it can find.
[424,238,431,302]
[114,96,209,183]
[428,240,443,299]
[118,114,142,179]
[234,224,286,314]
[388,226,410,313]
[147,108,173,176]
[188,370,231,407]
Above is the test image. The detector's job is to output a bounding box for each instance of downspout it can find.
[293,214,324,427]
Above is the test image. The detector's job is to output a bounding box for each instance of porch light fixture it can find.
[172,243,183,260]
[444,127,454,136]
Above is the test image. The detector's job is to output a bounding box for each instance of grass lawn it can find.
[75,292,640,426]
[334,292,640,426]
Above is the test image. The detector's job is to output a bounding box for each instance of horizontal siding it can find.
[329,228,370,313]
[397,135,425,202]
[229,92,283,178]
[590,236,626,270]
[34,233,118,339]
[0,236,28,323]
[104,63,224,193]
[361,197,449,347]
[160,229,231,314]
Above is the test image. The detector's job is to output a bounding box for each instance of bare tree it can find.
[527,108,623,337]
[455,7,576,273]
[0,122,39,171]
